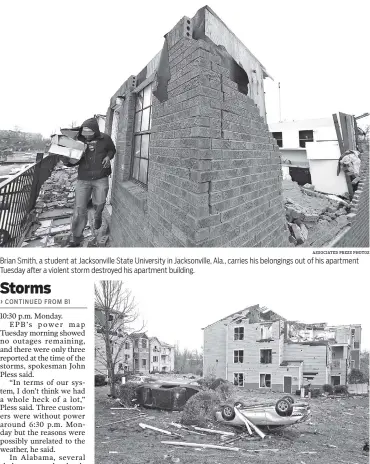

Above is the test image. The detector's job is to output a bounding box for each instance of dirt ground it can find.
[95,385,369,464]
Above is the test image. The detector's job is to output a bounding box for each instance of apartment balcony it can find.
[331,359,347,371]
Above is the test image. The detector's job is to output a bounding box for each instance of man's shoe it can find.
[67,240,82,247]
[94,217,102,230]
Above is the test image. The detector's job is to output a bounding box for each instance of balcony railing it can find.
[0,153,58,247]
[331,359,346,369]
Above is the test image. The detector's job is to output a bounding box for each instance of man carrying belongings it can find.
[52,117,116,247]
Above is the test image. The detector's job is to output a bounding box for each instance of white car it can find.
[216,396,311,428]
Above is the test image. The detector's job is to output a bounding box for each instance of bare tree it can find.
[94,281,145,397]
[174,345,203,375]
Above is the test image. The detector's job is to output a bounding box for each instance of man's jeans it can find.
[71,177,109,243]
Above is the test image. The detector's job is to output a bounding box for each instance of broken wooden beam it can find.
[234,408,266,439]
[139,423,182,437]
[170,422,205,435]
[234,407,252,436]
[191,426,235,436]
[96,414,146,428]
[161,441,240,451]
[139,423,172,435]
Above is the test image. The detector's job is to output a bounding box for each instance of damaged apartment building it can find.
[203,305,361,392]
[95,329,175,376]
[103,6,289,247]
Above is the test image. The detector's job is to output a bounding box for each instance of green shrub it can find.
[95,374,106,387]
[181,390,220,427]
[119,382,138,406]
[322,384,334,394]
[334,384,348,395]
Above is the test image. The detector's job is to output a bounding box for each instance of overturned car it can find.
[216,396,311,428]
[135,383,200,411]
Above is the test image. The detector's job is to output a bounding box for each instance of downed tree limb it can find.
[192,426,235,436]
[161,441,240,451]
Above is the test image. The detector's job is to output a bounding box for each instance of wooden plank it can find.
[236,409,266,439]
[339,112,350,151]
[344,170,354,200]
[234,408,252,435]
[347,115,356,150]
[354,118,359,149]
[192,426,234,436]
[332,114,344,153]
[161,441,240,451]
[139,423,175,436]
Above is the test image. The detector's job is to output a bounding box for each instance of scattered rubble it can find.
[283,179,353,246]
[96,384,368,464]
[21,162,110,247]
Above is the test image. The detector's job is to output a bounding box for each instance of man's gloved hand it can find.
[102,156,110,169]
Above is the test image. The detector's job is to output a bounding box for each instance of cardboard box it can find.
[49,135,86,163]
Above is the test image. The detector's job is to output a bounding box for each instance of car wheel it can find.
[221,404,235,421]
[275,399,293,417]
[234,401,246,409]
[281,395,294,404]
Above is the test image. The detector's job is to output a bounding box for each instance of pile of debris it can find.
[283,179,352,247]
[22,162,109,247]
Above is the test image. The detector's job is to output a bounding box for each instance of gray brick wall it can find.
[108,17,289,247]
[332,151,369,247]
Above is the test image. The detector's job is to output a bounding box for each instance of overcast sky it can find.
[1,0,369,137]
[116,250,370,352]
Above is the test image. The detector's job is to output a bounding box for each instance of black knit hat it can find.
[81,118,100,136]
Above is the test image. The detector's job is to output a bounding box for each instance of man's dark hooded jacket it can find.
[73,118,116,181]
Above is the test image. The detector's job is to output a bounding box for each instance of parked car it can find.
[135,383,200,411]
[215,396,311,428]
[126,375,154,384]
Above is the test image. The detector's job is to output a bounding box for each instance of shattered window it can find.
[299,130,314,148]
[260,373,271,388]
[125,342,130,349]
[142,359,147,367]
[260,349,272,364]
[272,132,283,148]
[234,327,244,340]
[260,325,272,340]
[132,83,153,186]
[234,373,244,386]
[234,350,244,363]
[153,356,158,362]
